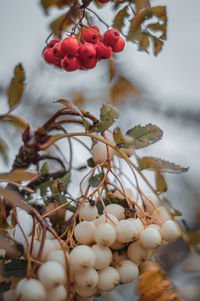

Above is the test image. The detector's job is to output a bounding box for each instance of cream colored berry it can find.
[152,206,172,225]
[74,284,97,297]
[46,285,67,301]
[116,260,139,283]
[92,142,114,164]
[97,267,119,292]
[74,221,96,244]
[126,218,144,239]
[38,261,66,287]
[95,223,116,247]
[103,204,125,220]
[95,213,119,227]
[79,204,98,221]
[69,245,95,270]
[140,227,162,249]
[18,279,46,301]
[46,249,69,269]
[116,220,136,243]
[74,268,98,288]
[127,241,152,264]
[160,220,181,241]
[91,244,112,270]
[143,194,160,214]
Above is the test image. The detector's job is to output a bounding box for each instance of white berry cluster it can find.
[7,195,181,301]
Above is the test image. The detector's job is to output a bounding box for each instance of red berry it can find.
[81,57,97,69]
[112,37,125,53]
[42,46,49,55]
[83,29,99,44]
[103,29,120,46]
[79,43,96,62]
[43,48,61,65]
[98,0,111,3]
[61,37,79,56]
[90,26,100,33]
[53,43,66,58]
[96,42,112,60]
[61,55,81,71]
[48,39,61,48]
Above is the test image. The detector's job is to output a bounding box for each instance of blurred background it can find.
[0,0,200,300]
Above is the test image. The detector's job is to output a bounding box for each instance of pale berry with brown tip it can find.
[61,36,79,56]
[112,37,125,53]
[103,29,120,46]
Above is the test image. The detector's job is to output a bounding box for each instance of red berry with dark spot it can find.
[112,36,125,53]
[42,46,49,55]
[53,43,66,58]
[81,57,97,69]
[83,29,99,44]
[48,39,61,48]
[96,42,112,60]
[61,55,81,71]
[61,37,79,56]
[43,48,61,65]
[103,29,120,46]
[79,43,96,62]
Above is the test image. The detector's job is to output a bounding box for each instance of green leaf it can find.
[113,5,129,32]
[89,174,103,187]
[87,157,96,168]
[138,156,189,174]
[3,260,27,278]
[0,281,11,294]
[155,169,167,192]
[39,180,51,197]
[7,64,25,110]
[50,7,79,36]
[113,127,134,146]
[127,124,163,149]
[40,162,49,175]
[0,138,8,164]
[96,105,119,133]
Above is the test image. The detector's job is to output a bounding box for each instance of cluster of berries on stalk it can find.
[6,190,181,301]
[42,27,125,72]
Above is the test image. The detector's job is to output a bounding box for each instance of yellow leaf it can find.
[7,64,25,110]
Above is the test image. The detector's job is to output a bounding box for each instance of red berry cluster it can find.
[42,27,125,72]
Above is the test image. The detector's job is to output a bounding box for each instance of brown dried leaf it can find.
[108,59,116,82]
[156,169,167,193]
[0,138,8,165]
[0,114,29,130]
[0,169,38,183]
[7,64,25,110]
[152,37,164,56]
[45,201,66,225]
[113,5,129,32]
[110,76,141,104]
[133,0,151,13]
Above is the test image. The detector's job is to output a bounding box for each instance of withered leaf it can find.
[7,64,25,110]
[96,104,119,133]
[113,5,129,32]
[138,156,189,174]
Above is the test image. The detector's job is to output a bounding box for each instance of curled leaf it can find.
[96,104,119,133]
[113,5,129,32]
[138,156,189,174]
[127,124,163,149]
[113,127,134,146]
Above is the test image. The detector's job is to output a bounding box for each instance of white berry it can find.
[103,204,125,221]
[46,249,69,269]
[116,260,139,284]
[38,261,66,287]
[45,285,67,301]
[91,244,112,270]
[69,245,95,271]
[95,213,119,227]
[140,227,162,249]
[74,221,96,245]
[128,241,152,264]
[160,220,181,241]
[75,268,98,288]
[152,206,172,225]
[92,142,114,164]
[79,204,98,221]
[17,279,46,301]
[94,223,116,247]
[127,218,144,239]
[143,194,160,214]
[97,267,119,292]
[74,284,97,297]
[116,220,136,243]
